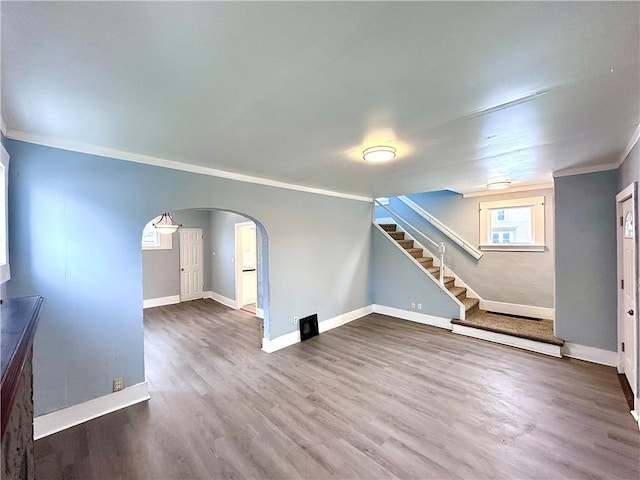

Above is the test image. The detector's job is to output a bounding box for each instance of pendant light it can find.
[153,213,182,235]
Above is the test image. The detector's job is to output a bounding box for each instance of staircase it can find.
[379,223,480,318]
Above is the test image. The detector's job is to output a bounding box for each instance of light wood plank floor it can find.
[35,299,640,479]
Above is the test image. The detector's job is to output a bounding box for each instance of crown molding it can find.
[618,123,640,166]
[552,162,619,178]
[462,182,554,198]
[5,129,373,203]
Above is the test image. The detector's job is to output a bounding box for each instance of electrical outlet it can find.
[293,316,299,325]
[410,302,416,309]
[113,377,124,392]
[417,303,422,310]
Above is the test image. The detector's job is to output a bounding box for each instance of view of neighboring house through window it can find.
[0,145,10,284]
[479,196,545,251]
[141,215,173,250]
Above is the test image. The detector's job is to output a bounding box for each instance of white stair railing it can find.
[375,200,446,284]
[397,195,483,260]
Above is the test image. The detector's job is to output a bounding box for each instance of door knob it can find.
[628,309,634,316]
[181,268,184,271]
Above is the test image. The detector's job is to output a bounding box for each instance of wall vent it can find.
[299,314,319,341]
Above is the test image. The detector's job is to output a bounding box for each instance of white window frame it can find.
[0,145,10,284]
[142,216,173,250]
[479,196,545,252]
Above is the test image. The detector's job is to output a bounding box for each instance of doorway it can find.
[180,228,204,302]
[617,183,638,419]
[235,221,257,311]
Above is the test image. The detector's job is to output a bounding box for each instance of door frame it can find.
[234,221,256,309]
[616,182,638,419]
[179,227,204,302]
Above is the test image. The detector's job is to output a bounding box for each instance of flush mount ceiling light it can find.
[486,180,512,190]
[153,212,182,235]
[363,145,396,163]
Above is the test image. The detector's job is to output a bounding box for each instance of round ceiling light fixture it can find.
[486,180,512,190]
[363,145,396,163]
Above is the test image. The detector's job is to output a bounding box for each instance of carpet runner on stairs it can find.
[379,223,480,317]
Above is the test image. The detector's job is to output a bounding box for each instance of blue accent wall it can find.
[6,139,372,415]
[555,170,618,350]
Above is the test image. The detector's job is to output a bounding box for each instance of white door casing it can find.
[617,184,638,405]
[180,228,204,302]
[622,197,637,394]
[235,222,257,309]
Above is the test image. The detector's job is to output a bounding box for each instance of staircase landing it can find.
[452,311,564,357]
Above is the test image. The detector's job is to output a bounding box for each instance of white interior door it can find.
[622,197,637,395]
[235,222,257,308]
[180,228,203,302]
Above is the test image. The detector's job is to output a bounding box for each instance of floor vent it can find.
[300,314,319,341]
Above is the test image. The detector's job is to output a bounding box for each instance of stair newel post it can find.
[439,242,445,285]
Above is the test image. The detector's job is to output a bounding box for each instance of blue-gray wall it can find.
[375,187,555,308]
[142,209,211,300]
[371,227,460,319]
[6,139,372,415]
[555,170,618,350]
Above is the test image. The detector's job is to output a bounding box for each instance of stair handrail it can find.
[374,200,446,284]
[397,195,483,260]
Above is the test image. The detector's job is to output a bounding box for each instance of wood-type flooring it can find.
[35,299,640,479]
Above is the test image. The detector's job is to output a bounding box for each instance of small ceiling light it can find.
[153,212,182,235]
[363,145,396,163]
[487,180,512,190]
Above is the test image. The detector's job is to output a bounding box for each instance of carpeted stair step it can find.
[379,224,396,232]
[405,248,424,259]
[462,297,480,315]
[448,286,467,301]
[451,312,564,346]
[426,265,440,275]
[388,231,405,240]
[397,239,414,248]
[441,276,455,288]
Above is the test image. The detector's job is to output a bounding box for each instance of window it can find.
[0,145,10,284]
[141,216,173,250]
[479,196,545,251]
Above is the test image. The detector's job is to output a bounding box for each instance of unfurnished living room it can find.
[1,1,639,479]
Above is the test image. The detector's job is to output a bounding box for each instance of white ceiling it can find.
[2,1,639,198]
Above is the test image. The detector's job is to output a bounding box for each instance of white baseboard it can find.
[143,295,180,309]
[205,290,237,309]
[372,304,452,330]
[256,307,264,319]
[480,299,554,320]
[261,305,374,353]
[34,381,150,440]
[452,324,562,357]
[561,342,618,367]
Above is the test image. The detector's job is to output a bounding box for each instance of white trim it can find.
[397,195,483,260]
[452,324,562,357]
[142,295,180,309]
[553,162,619,178]
[34,381,150,440]
[0,117,6,137]
[261,305,374,353]
[205,290,237,309]
[615,182,638,395]
[5,129,372,203]
[372,304,452,330]
[619,123,640,166]
[373,222,465,319]
[256,307,264,319]
[480,299,554,320]
[479,243,546,252]
[235,221,256,310]
[462,182,554,198]
[561,342,618,367]
[0,145,9,284]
